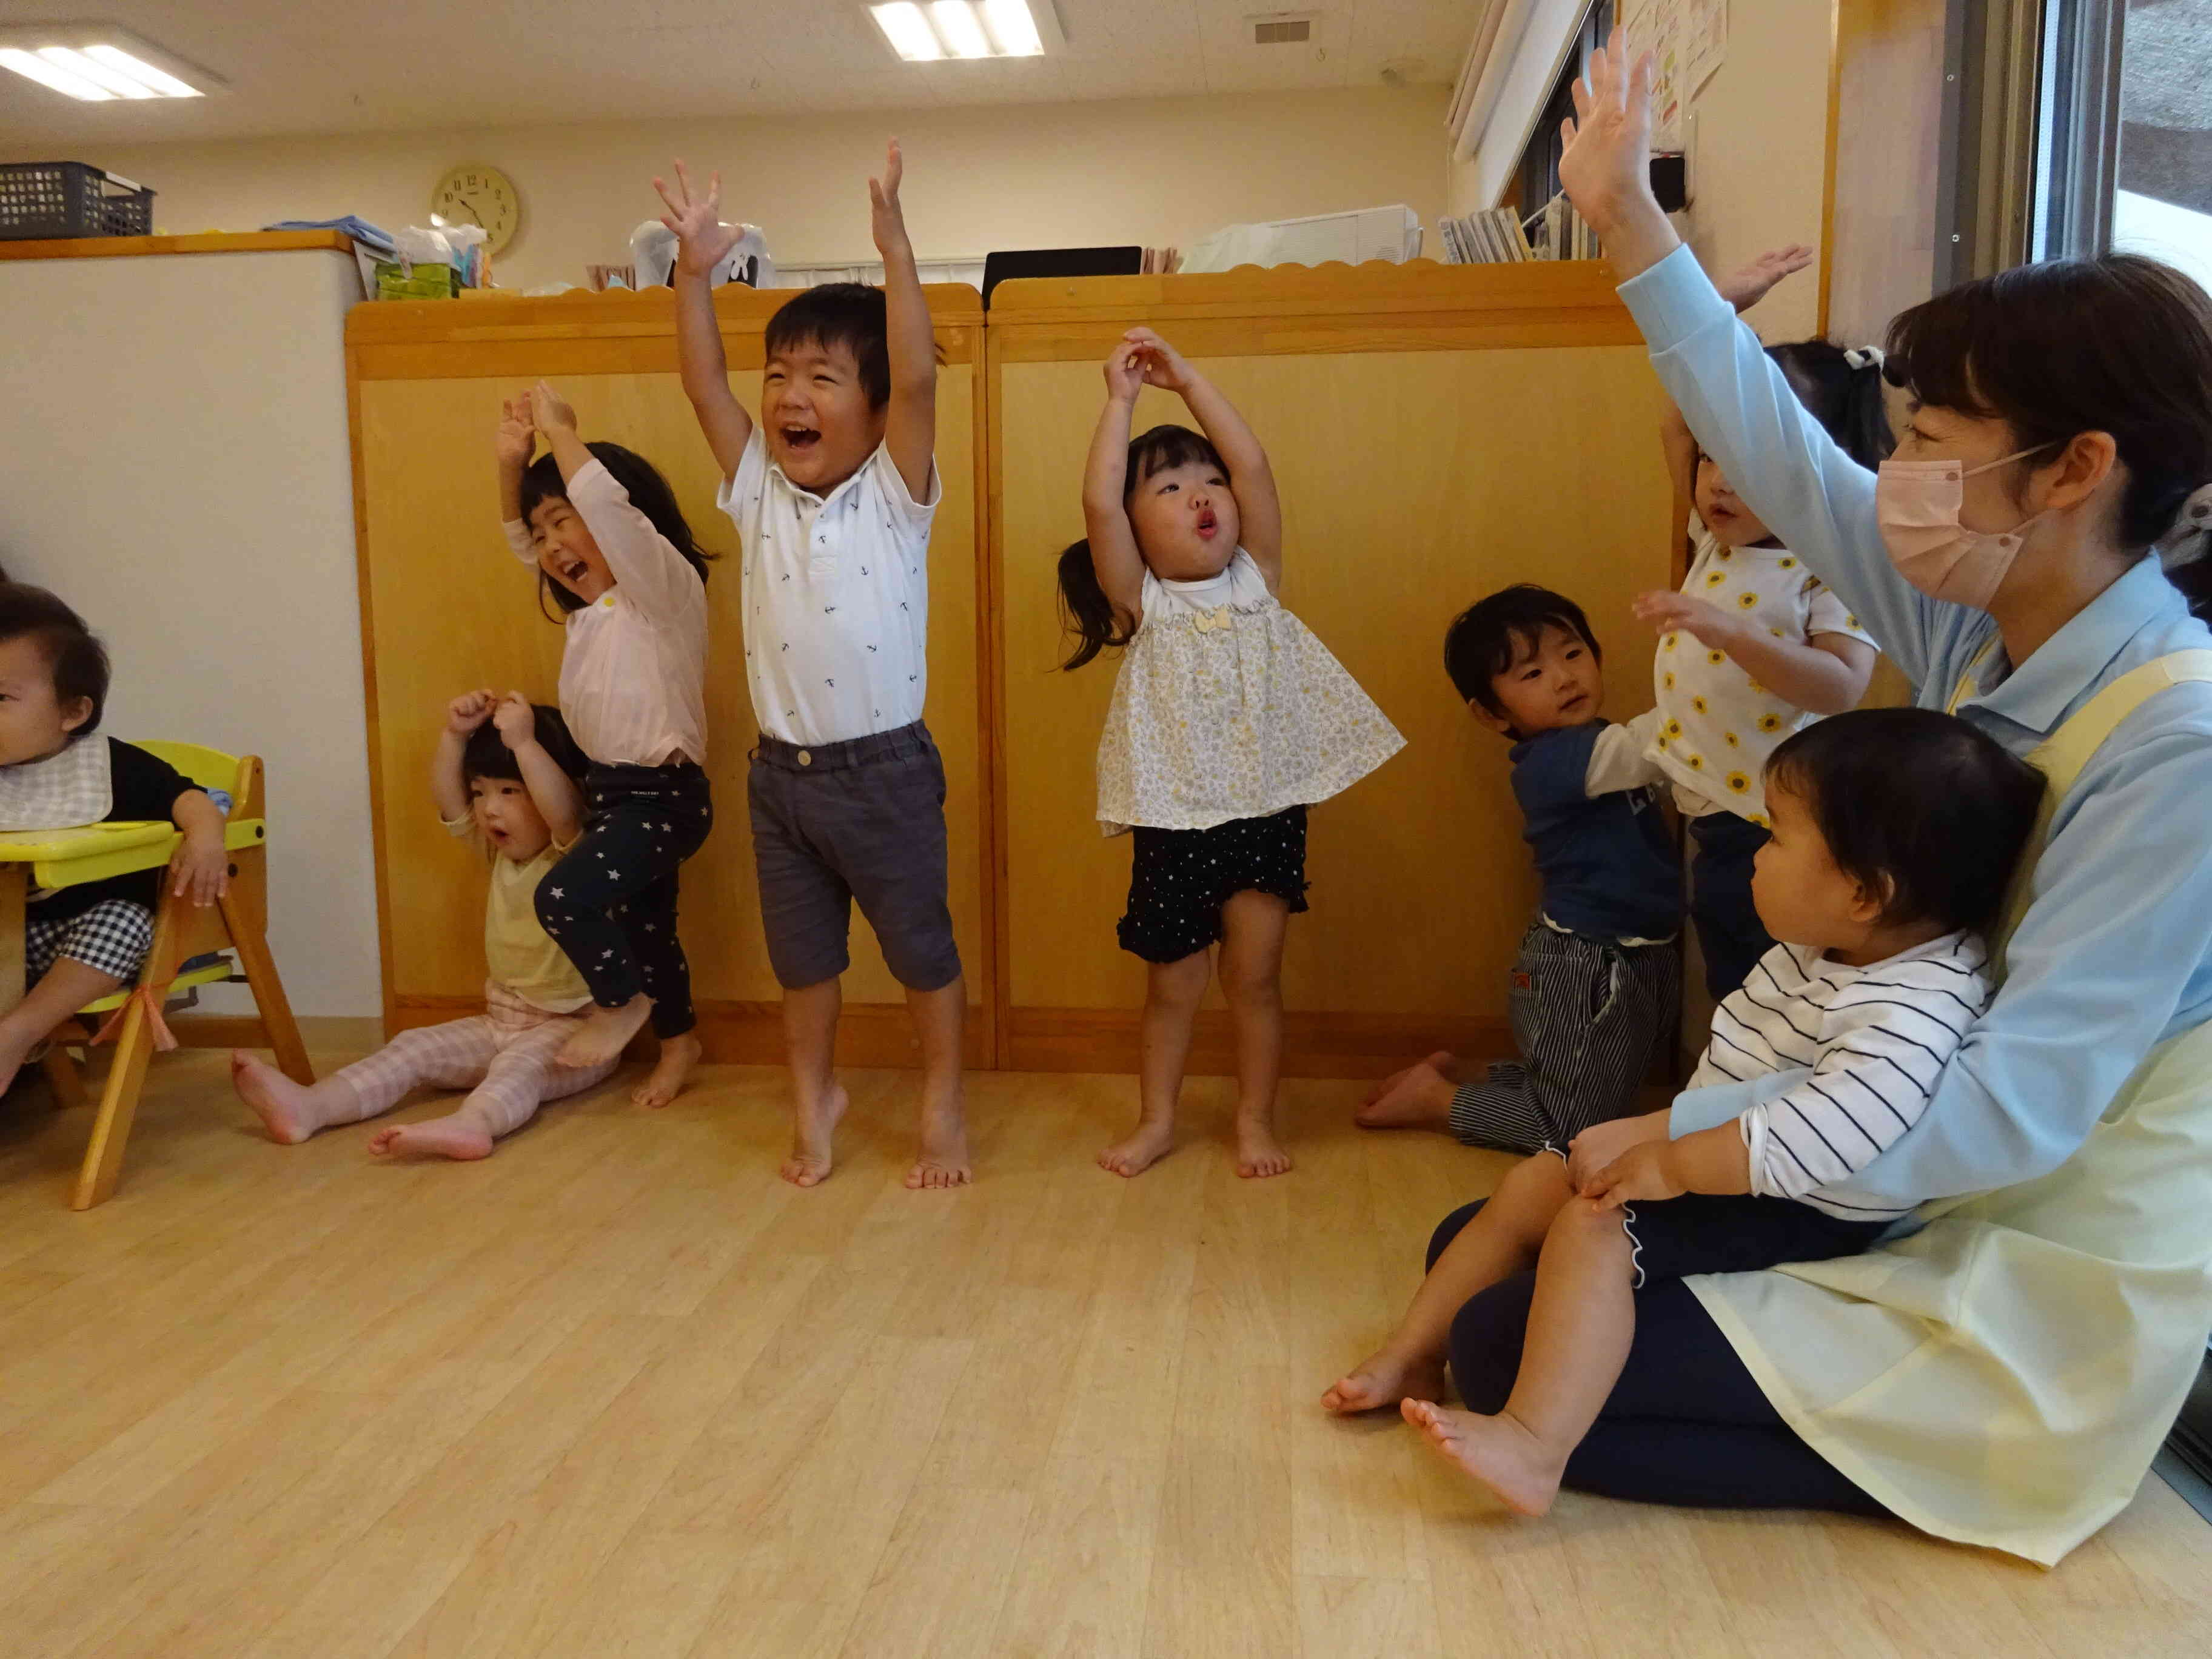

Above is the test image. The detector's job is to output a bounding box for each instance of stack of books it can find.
[1436,197,1603,263]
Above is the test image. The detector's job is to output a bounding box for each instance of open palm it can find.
[653,159,741,277]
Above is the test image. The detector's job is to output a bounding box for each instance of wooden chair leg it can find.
[41,1045,86,1110]
[222,908,312,1085]
[72,997,159,1210]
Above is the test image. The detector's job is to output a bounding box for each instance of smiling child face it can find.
[761,337,886,496]
[528,495,614,605]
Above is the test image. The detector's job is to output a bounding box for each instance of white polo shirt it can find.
[719,427,939,746]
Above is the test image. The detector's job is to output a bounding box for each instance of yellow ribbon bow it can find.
[1191,606,1233,634]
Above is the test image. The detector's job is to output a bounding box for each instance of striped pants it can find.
[317,981,617,1141]
[1449,922,1680,1155]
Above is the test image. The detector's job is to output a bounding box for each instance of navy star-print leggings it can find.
[534,761,714,1038]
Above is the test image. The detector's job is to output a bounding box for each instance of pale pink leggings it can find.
[312,981,618,1141]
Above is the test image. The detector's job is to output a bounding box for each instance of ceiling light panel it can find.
[0,25,218,100]
[869,1,1052,62]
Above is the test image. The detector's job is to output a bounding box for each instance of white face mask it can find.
[1875,444,2057,609]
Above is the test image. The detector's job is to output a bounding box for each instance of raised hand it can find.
[528,380,577,436]
[652,159,742,279]
[1717,244,1815,313]
[868,137,911,258]
[1124,327,1195,394]
[494,396,537,468]
[1557,28,1660,241]
[1102,337,1146,405]
[446,689,497,734]
[491,691,537,749]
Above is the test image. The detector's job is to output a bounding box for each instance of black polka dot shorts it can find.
[1116,805,1310,964]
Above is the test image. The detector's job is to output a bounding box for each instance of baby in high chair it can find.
[0,585,227,1097]
[232,691,617,1159]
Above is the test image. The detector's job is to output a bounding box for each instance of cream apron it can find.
[1687,649,2212,1564]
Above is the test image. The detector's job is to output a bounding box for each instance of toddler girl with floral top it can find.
[1056,329,1403,1178]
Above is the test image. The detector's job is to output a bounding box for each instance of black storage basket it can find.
[0,161,155,240]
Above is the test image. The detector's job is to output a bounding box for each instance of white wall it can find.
[0,247,379,1017]
[7,87,1452,293]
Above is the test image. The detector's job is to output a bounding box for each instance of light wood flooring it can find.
[2,1045,2209,1658]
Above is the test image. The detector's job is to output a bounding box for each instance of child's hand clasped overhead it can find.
[494,398,537,470]
[528,380,578,437]
[490,691,537,749]
[446,689,498,734]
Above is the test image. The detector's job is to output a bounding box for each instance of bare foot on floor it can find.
[368,1117,495,1161]
[782,1082,849,1188]
[1322,1349,1447,1414]
[1401,1398,1565,1517]
[559,996,654,1069]
[907,1096,971,1190]
[1098,1117,1175,1178]
[1236,1115,1293,1179]
[1353,1051,1460,1131]
[232,1050,317,1145]
[632,1031,701,1108]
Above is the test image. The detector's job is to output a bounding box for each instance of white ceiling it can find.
[0,1,1470,145]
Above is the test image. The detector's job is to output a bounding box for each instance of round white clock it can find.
[429,163,521,255]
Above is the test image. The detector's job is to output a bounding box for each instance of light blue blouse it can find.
[1621,244,2212,1210]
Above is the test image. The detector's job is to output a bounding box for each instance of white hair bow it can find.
[1842,346,1885,372]
[2156,480,2212,571]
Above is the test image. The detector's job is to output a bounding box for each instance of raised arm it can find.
[1559,33,1933,685]
[492,693,585,846]
[526,381,703,620]
[435,691,494,822]
[871,139,937,504]
[495,397,535,534]
[654,160,755,478]
[1125,327,1283,590]
[1083,343,1150,628]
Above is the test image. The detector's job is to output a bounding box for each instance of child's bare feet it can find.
[1236,1113,1293,1178]
[368,1117,495,1161]
[1321,1349,1447,1414]
[559,996,653,1068]
[1401,1398,1566,1517]
[232,1050,318,1145]
[907,1096,971,1190]
[1355,1051,1460,1130]
[782,1081,849,1187]
[1098,1116,1175,1178]
[632,1030,702,1108]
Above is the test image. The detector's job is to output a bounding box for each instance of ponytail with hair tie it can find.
[1842,346,1885,373]
[2156,480,2212,572]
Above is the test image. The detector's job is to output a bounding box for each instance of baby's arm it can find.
[1632,588,1875,714]
[1125,329,1282,590]
[492,694,585,845]
[1583,710,1666,797]
[166,786,229,908]
[872,140,937,505]
[435,691,494,822]
[1082,343,1151,629]
[653,160,756,478]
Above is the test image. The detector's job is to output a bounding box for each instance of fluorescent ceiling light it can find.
[870,1,1049,62]
[38,46,158,98]
[0,29,215,99]
[871,4,943,61]
[931,1,991,58]
[0,47,112,100]
[982,0,1044,56]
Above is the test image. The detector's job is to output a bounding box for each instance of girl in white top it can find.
[1058,330,1403,1179]
[495,382,714,1108]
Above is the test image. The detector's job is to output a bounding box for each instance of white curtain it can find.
[1449,0,1594,210]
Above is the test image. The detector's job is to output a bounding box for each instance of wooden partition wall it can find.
[346,285,991,1067]
[986,263,1674,1076]
[347,263,1674,1076]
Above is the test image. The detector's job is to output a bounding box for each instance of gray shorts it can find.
[746,720,962,993]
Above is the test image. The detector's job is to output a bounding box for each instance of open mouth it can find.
[485,824,509,843]
[558,557,589,586]
[1196,509,1218,540]
[779,424,822,456]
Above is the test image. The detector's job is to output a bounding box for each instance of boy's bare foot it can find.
[232,1050,318,1145]
[782,1082,849,1188]
[559,996,653,1068]
[1401,1398,1565,1517]
[1354,1051,1460,1131]
[368,1117,495,1161]
[1322,1349,1447,1414]
[632,1030,702,1108]
[1235,1114,1293,1179]
[907,1097,971,1190]
[1098,1116,1175,1178]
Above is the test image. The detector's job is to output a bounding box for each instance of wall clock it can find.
[429,163,520,255]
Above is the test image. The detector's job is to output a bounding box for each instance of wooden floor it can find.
[2,1047,2209,1659]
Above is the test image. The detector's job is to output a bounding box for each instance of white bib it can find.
[0,737,112,831]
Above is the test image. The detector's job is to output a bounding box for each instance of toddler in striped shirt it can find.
[1326,706,2044,1517]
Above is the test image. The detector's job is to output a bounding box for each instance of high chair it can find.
[16,742,312,1209]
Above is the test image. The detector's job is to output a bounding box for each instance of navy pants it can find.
[1427,1200,1887,1515]
[535,762,713,1038]
[1688,812,1775,1002]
